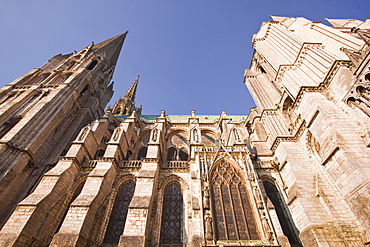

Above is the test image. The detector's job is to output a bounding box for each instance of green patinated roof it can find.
[115,115,247,123]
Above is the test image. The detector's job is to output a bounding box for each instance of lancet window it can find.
[160,181,183,246]
[103,181,136,244]
[137,146,147,159]
[210,161,259,241]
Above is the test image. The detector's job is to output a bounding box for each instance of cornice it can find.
[270,120,307,152]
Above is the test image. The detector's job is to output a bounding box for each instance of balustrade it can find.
[118,160,142,168]
[162,161,189,169]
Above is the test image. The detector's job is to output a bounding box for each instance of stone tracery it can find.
[210,160,259,241]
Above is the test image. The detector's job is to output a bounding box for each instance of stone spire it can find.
[90,32,128,69]
[112,75,141,115]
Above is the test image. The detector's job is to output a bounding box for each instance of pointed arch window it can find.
[126,150,132,161]
[137,147,147,160]
[86,60,98,70]
[167,147,177,161]
[166,147,188,161]
[211,161,259,241]
[160,181,183,246]
[179,148,188,161]
[103,181,136,244]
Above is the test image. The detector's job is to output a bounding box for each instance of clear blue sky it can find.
[0,0,368,115]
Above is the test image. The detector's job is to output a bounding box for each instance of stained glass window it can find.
[103,182,135,244]
[160,181,183,246]
[211,161,259,241]
[137,147,147,159]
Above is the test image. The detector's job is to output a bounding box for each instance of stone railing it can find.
[195,146,248,152]
[161,161,189,169]
[80,160,98,168]
[118,160,142,169]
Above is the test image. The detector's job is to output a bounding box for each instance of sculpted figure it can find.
[233,128,241,142]
[78,126,89,141]
[113,127,121,141]
[261,212,274,241]
[193,129,199,142]
[203,182,210,209]
[205,212,213,240]
[253,186,264,209]
[152,128,158,142]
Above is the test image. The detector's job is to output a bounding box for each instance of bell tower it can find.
[0,32,127,227]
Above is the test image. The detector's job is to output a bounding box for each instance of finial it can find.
[160,110,166,118]
[191,110,195,117]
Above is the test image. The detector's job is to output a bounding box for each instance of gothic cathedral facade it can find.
[0,17,370,247]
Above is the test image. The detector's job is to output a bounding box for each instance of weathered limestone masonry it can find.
[1,16,370,247]
[0,32,127,228]
[245,17,370,246]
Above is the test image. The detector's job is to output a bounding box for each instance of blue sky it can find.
[0,0,368,115]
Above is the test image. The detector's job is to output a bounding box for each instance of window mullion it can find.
[228,183,240,240]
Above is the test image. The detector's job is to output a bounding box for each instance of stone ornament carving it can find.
[261,212,274,241]
[112,127,121,141]
[152,128,158,142]
[193,128,199,142]
[233,128,241,142]
[203,181,210,209]
[78,126,89,141]
[205,212,213,240]
[253,185,264,209]
[347,84,370,117]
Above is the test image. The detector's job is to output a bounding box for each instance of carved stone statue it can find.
[261,212,274,241]
[78,126,89,141]
[205,212,213,240]
[233,128,241,142]
[152,128,158,142]
[113,127,121,141]
[253,186,264,209]
[193,128,199,142]
[203,182,210,209]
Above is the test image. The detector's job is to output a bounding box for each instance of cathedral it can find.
[0,16,369,247]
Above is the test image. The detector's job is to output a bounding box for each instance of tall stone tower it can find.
[0,32,127,227]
